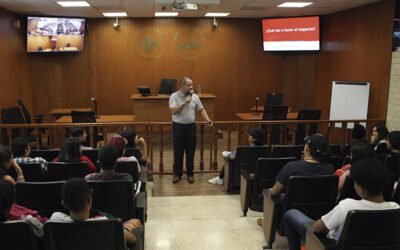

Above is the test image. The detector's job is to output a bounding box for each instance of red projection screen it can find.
[262,16,320,51]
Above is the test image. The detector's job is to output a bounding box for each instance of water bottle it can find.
[198,84,202,95]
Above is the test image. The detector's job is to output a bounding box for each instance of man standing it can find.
[169,77,213,184]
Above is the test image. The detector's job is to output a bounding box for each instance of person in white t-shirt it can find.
[49,178,142,246]
[283,158,399,250]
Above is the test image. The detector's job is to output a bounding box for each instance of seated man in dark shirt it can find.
[257,134,334,226]
[85,145,132,181]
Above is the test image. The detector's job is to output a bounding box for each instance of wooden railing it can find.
[0,119,385,174]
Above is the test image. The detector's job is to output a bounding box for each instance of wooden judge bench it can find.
[130,93,216,122]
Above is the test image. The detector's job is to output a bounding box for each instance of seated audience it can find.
[0,145,24,185]
[121,130,148,164]
[284,158,400,250]
[370,124,389,155]
[109,135,140,173]
[387,130,400,156]
[12,137,48,172]
[335,143,375,192]
[70,126,92,150]
[49,178,143,246]
[85,145,132,181]
[350,124,367,144]
[53,138,96,173]
[0,179,43,236]
[257,134,334,227]
[208,127,266,185]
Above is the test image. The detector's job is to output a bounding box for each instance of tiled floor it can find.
[144,194,289,250]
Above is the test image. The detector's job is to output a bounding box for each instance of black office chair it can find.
[224,146,271,193]
[385,154,400,179]
[323,155,343,170]
[30,149,60,162]
[17,99,45,124]
[70,110,103,147]
[263,175,338,249]
[82,149,99,170]
[240,157,296,216]
[271,145,304,160]
[158,78,177,94]
[295,109,321,145]
[305,209,400,250]
[262,106,288,144]
[0,220,40,250]
[16,181,66,218]
[265,93,284,106]
[88,180,136,222]
[1,106,36,144]
[47,162,92,181]
[43,219,130,250]
[116,161,140,184]
[8,163,45,182]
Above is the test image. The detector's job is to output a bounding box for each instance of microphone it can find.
[91,97,98,118]
[254,97,260,115]
[189,90,194,97]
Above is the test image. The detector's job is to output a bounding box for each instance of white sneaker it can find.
[222,151,231,158]
[208,176,223,185]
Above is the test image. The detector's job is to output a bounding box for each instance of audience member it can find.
[53,138,96,172]
[49,178,143,246]
[208,127,266,185]
[0,145,24,185]
[335,143,375,192]
[109,135,140,172]
[283,158,399,250]
[12,137,47,172]
[0,179,43,236]
[70,126,91,150]
[85,145,132,181]
[370,124,389,155]
[387,130,400,156]
[121,130,148,164]
[257,134,334,227]
[351,124,367,143]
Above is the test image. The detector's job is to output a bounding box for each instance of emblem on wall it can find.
[134,28,165,59]
[174,28,206,60]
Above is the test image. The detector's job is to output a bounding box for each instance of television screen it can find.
[27,16,85,53]
[262,16,320,51]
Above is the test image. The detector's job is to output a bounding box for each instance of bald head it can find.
[179,76,193,95]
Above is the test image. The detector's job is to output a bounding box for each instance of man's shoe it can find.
[257,218,263,227]
[172,176,181,184]
[188,176,195,184]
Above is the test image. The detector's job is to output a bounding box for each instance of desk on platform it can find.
[250,106,293,113]
[236,112,298,120]
[50,108,93,116]
[131,93,216,122]
[56,115,135,123]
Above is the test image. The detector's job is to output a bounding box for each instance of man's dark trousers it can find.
[173,122,196,177]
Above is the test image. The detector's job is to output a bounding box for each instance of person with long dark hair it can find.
[0,145,24,185]
[370,124,389,155]
[54,137,96,172]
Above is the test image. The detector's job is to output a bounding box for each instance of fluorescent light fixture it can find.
[155,12,179,17]
[102,12,128,17]
[278,2,313,8]
[205,12,230,17]
[57,1,90,7]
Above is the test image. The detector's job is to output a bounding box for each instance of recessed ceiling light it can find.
[102,12,128,17]
[57,1,90,7]
[205,13,230,17]
[278,2,313,8]
[155,12,179,17]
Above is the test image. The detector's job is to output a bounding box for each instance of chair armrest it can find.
[263,189,282,245]
[240,169,254,181]
[305,222,336,250]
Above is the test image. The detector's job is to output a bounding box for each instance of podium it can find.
[131,93,216,122]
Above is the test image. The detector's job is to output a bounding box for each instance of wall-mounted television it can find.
[262,16,320,51]
[27,16,85,53]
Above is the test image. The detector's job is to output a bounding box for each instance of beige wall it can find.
[387,51,400,131]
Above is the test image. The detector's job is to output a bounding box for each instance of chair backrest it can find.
[8,163,45,182]
[82,149,99,166]
[251,157,296,208]
[280,175,338,234]
[0,220,40,250]
[1,106,26,124]
[330,144,342,157]
[294,109,321,144]
[338,176,361,202]
[124,147,142,161]
[115,161,139,183]
[232,146,271,187]
[70,111,96,123]
[392,177,400,204]
[16,181,66,218]
[323,155,343,170]
[43,219,126,250]
[47,162,91,181]
[17,99,32,124]
[30,149,60,162]
[88,180,135,221]
[262,105,288,120]
[265,93,283,106]
[335,209,400,250]
[159,78,177,94]
[385,154,400,180]
[271,145,304,159]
